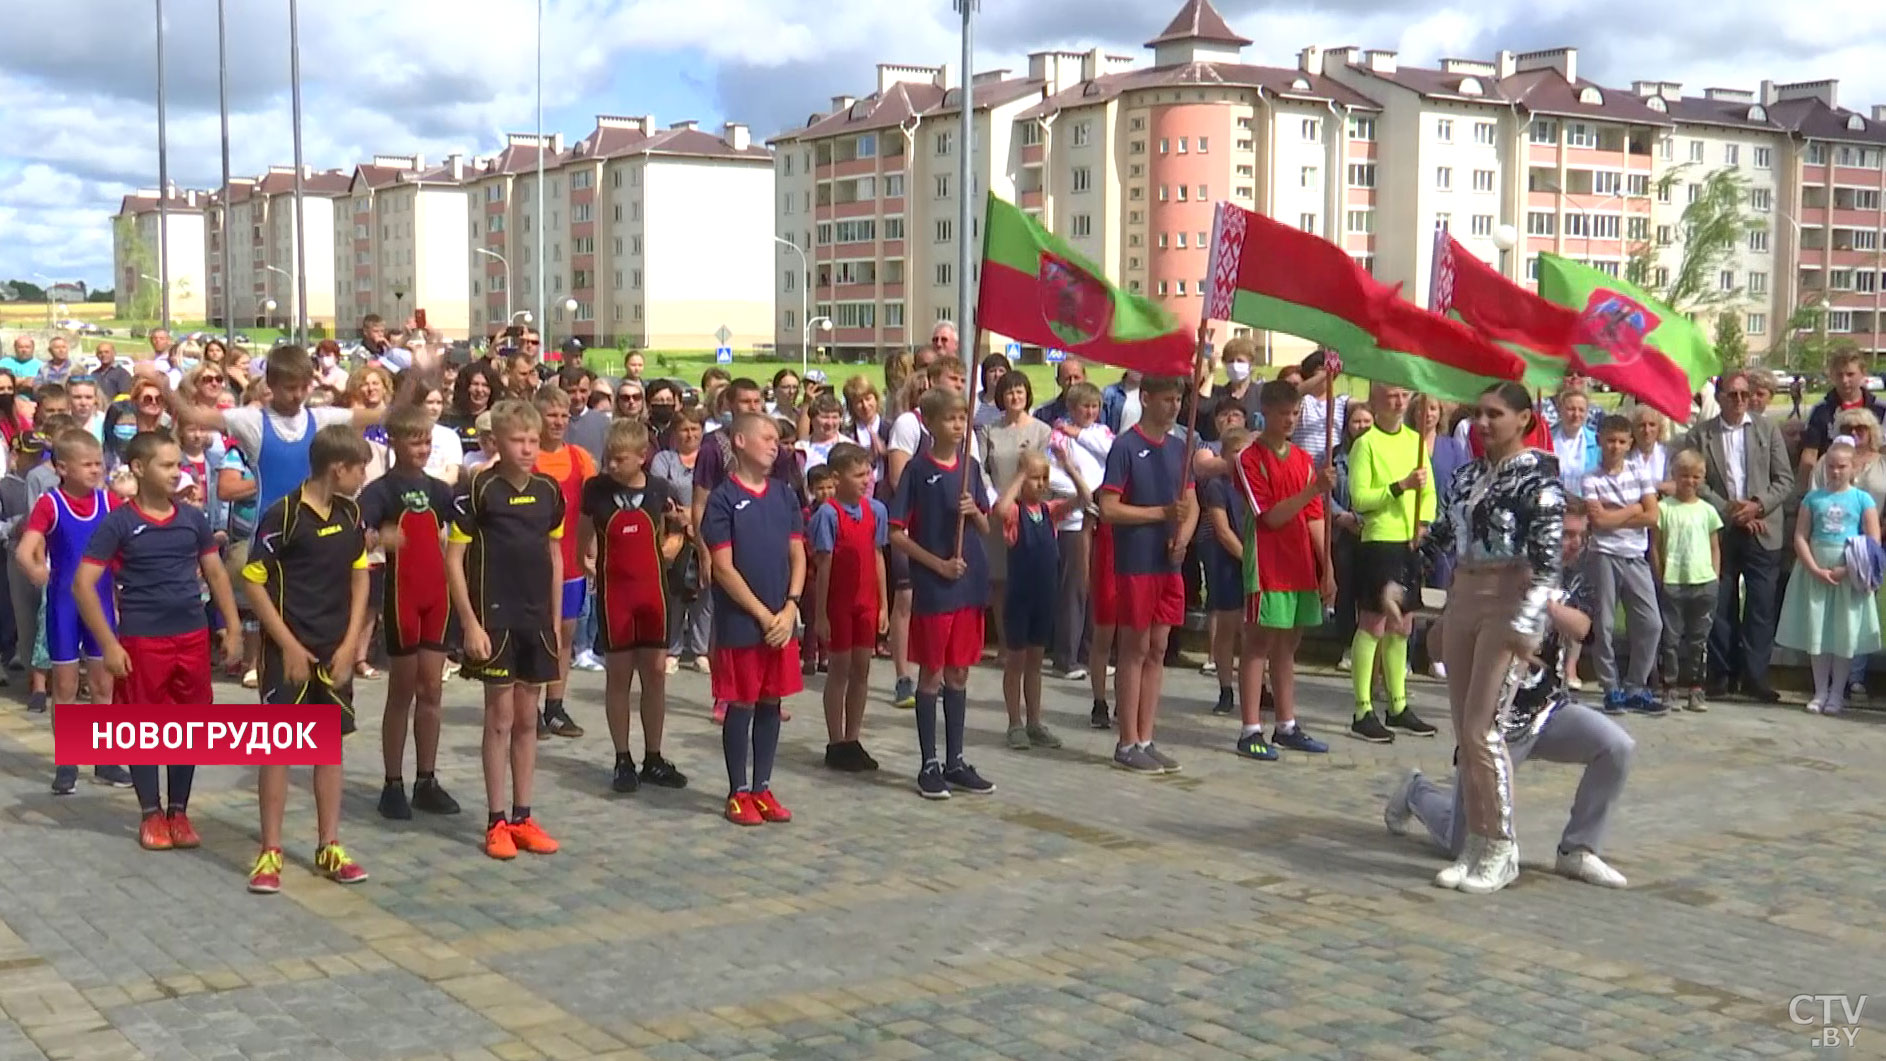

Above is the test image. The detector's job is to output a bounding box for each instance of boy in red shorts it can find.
[532,383,596,739]
[359,405,461,820]
[1098,375,1197,775]
[810,443,887,772]
[702,412,806,825]
[889,388,995,800]
[578,418,689,794]
[75,431,244,851]
[1234,380,1335,761]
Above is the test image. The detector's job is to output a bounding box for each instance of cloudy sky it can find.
[2,0,1883,291]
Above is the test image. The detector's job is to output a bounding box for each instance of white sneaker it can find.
[1428,661,1447,680]
[1459,838,1520,895]
[1806,699,1825,714]
[1566,676,1584,692]
[1200,660,1217,676]
[572,650,604,672]
[1335,651,1353,673]
[1063,666,1089,681]
[1384,770,1421,837]
[1434,835,1483,890]
[1554,848,1627,889]
[691,656,712,674]
[1823,700,1845,716]
[664,656,679,675]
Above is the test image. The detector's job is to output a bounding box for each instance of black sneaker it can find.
[1743,683,1781,704]
[854,743,879,771]
[411,778,461,814]
[640,754,688,789]
[824,742,860,772]
[1349,713,1395,743]
[51,765,77,795]
[612,756,641,793]
[26,691,47,713]
[93,765,133,788]
[1212,687,1235,716]
[917,762,951,800]
[378,781,413,820]
[1089,699,1113,730]
[1386,707,1437,737]
[543,710,584,739]
[943,761,995,795]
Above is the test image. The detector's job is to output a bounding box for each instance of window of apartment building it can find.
[1176,136,1188,154]
[1746,312,1767,335]
[632,305,643,321]
[613,204,623,222]
[573,170,594,190]
[1858,190,1883,210]
[573,236,595,254]
[1436,118,1453,143]
[1020,123,1042,146]
[1657,182,1673,204]
[1748,228,1769,252]
[1071,214,1092,238]
[1198,230,1208,245]
[1474,121,1497,145]
[1347,210,1374,234]
[1626,173,1650,196]
[490,274,505,292]
[1658,137,1674,161]
[1159,138,1169,154]
[935,174,950,198]
[1593,171,1622,195]
[1471,214,1494,236]
[1829,310,1854,333]
[935,130,953,156]
[1832,269,1855,290]
[1860,271,1880,294]
[1299,213,1317,234]
[1073,121,1092,147]
[553,243,563,262]
[1472,169,1495,192]
[1130,139,1146,154]
[1157,280,1169,297]
[1348,163,1376,188]
[1158,233,1168,248]
[1807,144,1827,165]
[1302,118,1321,142]
[1237,138,1254,151]
[1567,123,1598,148]
[1689,140,1705,163]
[571,269,592,290]
[1564,213,1590,237]
[1177,185,1188,201]
[1627,216,1649,240]
[1530,120,1558,144]
[1592,215,1621,239]
[1197,136,1209,153]
[573,203,593,222]
[1128,256,1141,270]
[935,219,952,243]
[1128,163,1144,178]
[1072,166,1092,193]
[486,185,504,202]
[834,219,875,242]
[936,263,952,286]
[1748,271,1768,295]
[1528,211,1557,236]
[1754,146,1772,169]
[1354,255,1376,275]
[1176,280,1188,296]
[1237,116,1252,130]
[856,133,878,158]
[1176,232,1188,248]
[834,303,875,329]
[1688,183,1702,204]
[1235,185,1254,199]
[885,174,905,198]
[1719,269,1736,292]
[631,202,641,221]
[632,235,643,254]
[1723,143,1741,166]
[1347,116,1376,141]
[1130,186,1144,201]
[1857,230,1881,251]
[882,218,903,239]
[1435,167,1452,190]
[1300,166,1317,188]
[781,155,794,177]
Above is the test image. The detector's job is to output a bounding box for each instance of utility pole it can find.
[956,0,976,402]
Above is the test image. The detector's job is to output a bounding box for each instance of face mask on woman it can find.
[1226,360,1252,382]
[648,406,674,429]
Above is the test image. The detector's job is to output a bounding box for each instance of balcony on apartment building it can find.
[1526,121,1657,167]
[814,134,906,181]
[1795,222,1884,268]
[1799,186,1884,228]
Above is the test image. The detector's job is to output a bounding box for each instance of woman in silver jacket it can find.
[1423,381,1566,894]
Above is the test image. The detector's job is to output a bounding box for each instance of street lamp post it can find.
[773,236,812,370]
[563,297,579,342]
[263,264,293,331]
[804,315,834,375]
[288,0,309,346]
[216,0,233,347]
[154,0,172,330]
[474,248,512,323]
[954,0,977,389]
[535,0,546,342]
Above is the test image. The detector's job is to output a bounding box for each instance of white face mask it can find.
[1226,360,1252,382]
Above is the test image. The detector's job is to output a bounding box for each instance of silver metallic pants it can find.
[1440,563,1527,843]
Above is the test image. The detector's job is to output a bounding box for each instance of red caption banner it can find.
[52,705,345,766]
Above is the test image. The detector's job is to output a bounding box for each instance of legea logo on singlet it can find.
[508,496,536,506]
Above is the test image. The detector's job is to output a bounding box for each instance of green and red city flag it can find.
[1204,204,1526,401]
[978,193,1196,377]
[1535,253,1717,421]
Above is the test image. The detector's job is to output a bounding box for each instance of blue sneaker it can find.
[1601,690,1629,715]
[1235,731,1278,760]
[1272,726,1329,754]
[1626,691,1668,716]
[50,766,78,795]
[93,765,134,788]
[893,677,917,710]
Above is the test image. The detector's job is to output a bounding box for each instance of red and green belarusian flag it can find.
[1535,253,1718,420]
[978,193,1196,377]
[1203,204,1526,401]
[1431,229,1578,392]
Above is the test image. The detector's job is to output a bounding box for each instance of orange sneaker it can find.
[751,788,792,823]
[485,819,517,860]
[724,792,763,826]
[247,847,284,894]
[166,812,201,849]
[507,817,559,855]
[138,813,173,851]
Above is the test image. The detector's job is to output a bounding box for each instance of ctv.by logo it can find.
[1791,994,1866,1048]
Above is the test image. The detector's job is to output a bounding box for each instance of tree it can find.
[114,216,160,324]
[1772,303,1861,376]
[1712,311,1748,373]
[1625,166,1763,312]
[2,280,46,302]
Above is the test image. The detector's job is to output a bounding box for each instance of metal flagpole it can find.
[289,0,309,344]
[951,0,977,558]
[154,0,172,331]
[536,0,546,344]
[217,0,233,344]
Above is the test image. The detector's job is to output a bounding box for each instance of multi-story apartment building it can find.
[336,155,473,337]
[1768,84,1886,355]
[113,187,209,324]
[467,119,774,349]
[206,166,349,331]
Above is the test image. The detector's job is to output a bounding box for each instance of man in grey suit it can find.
[1680,370,1794,701]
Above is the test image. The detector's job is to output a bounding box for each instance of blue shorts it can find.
[1203,554,1244,614]
[1003,582,1055,651]
[46,575,113,666]
[559,577,588,622]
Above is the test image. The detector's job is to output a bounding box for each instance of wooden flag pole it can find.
[1176,320,1212,497]
[1322,361,1338,563]
[952,432,972,559]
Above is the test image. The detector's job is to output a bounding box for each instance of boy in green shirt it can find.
[1343,384,1438,742]
[1651,449,1723,712]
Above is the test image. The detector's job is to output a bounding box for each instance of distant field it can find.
[0,302,116,323]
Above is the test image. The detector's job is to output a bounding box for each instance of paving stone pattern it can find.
[0,660,1878,1060]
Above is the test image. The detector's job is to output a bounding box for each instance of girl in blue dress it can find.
[1777,441,1882,714]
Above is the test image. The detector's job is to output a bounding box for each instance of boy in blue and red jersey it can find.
[1098,375,1198,776]
[889,388,996,801]
[809,443,888,772]
[579,417,689,795]
[358,405,461,821]
[532,384,597,740]
[702,412,806,826]
[75,431,244,852]
[801,465,839,676]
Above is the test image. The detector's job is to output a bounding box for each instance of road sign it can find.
[1004,341,1021,360]
[1045,347,1066,363]
[715,346,733,364]
[714,325,732,346]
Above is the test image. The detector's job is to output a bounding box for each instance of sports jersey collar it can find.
[729,472,770,498]
[1129,425,1168,447]
[928,450,962,472]
[292,486,336,521]
[129,500,177,526]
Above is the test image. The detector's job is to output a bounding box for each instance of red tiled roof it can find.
[1500,68,1672,125]
[474,139,570,179]
[1664,95,1782,131]
[351,164,409,190]
[255,168,352,196]
[634,127,771,162]
[772,79,951,145]
[1145,0,1251,48]
[1768,97,1886,146]
[1018,61,1379,121]
[118,191,204,215]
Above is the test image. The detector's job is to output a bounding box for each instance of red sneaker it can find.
[724,792,763,826]
[751,788,792,823]
[138,813,173,851]
[507,817,559,855]
[247,847,284,894]
[712,700,728,725]
[485,820,517,860]
[166,812,201,849]
[314,843,368,884]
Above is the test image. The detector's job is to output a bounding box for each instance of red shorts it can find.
[825,600,880,653]
[114,629,213,705]
[1115,572,1184,629]
[383,582,449,657]
[1090,525,1120,628]
[712,643,805,705]
[909,607,985,671]
[596,583,667,653]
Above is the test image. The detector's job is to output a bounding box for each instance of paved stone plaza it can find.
[0,659,1878,1060]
